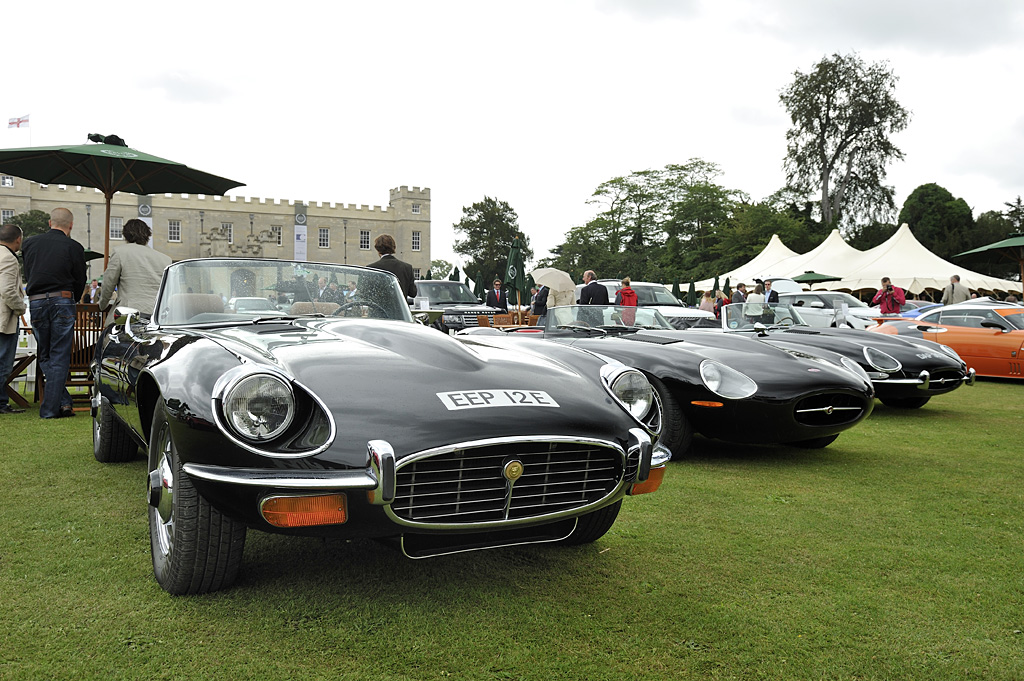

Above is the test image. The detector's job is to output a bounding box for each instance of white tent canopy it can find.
[693,224,1022,295]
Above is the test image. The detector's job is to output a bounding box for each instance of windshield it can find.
[1002,311,1024,330]
[417,281,480,304]
[155,259,414,326]
[545,305,674,330]
[634,285,683,305]
[721,302,810,330]
[819,292,868,308]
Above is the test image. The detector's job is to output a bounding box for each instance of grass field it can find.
[1,381,1023,680]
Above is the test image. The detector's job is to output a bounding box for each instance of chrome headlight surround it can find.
[699,359,757,399]
[935,343,963,364]
[863,346,901,373]
[840,356,872,384]
[600,364,655,424]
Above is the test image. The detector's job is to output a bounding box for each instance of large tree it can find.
[452,197,533,285]
[780,52,911,231]
[6,209,50,240]
[898,183,974,260]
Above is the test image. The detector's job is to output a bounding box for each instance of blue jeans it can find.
[30,297,76,418]
[0,331,17,407]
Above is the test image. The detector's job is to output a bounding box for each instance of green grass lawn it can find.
[2,382,1023,680]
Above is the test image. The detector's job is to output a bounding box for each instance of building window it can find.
[1,176,13,187]
[411,203,421,214]
[168,220,181,243]
[318,227,330,249]
[272,225,282,246]
[359,230,370,250]
[110,217,124,241]
[412,231,421,251]
[1,209,14,223]
[222,222,233,244]
[413,268,421,279]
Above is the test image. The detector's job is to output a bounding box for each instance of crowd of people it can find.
[2,207,1022,420]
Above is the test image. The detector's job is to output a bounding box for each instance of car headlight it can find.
[223,373,296,441]
[609,370,654,419]
[863,346,901,373]
[699,360,757,399]
[935,343,963,363]
[840,356,872,383]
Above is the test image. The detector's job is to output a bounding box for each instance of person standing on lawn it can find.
[21,207,86,419]
[0,223,27,414]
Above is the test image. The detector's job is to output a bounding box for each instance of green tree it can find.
[846,220,897,250]
[1004,196,1024,232]
[429,259,453,281]
[6,209,50,240]
[897,183,974,259]
[780,52,911,230]
[452,197,533,285]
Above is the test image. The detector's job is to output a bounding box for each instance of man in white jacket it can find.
[98,219,172,324]
[0,223,27,414]
[941,275,970,305]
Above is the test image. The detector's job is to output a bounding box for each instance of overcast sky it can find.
[5,0,1023,272]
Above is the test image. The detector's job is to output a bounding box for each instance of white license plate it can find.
[436,389,560,411]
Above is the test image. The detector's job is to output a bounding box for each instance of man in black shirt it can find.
[367,234,417,299]
[22,207,86,418]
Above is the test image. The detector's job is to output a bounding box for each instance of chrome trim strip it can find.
[399,521,577,559]
[182,463,376,490]
[966,368,976,386]
[395,435,625,468]
[795,406,862,413]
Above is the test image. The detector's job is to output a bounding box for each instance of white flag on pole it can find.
[8,115,29,128]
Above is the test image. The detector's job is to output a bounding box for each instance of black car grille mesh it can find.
[794,392,865,426]
[392,442,623,524]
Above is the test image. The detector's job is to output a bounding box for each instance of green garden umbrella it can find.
[724,277,731,296]
[671,279,682,300]
[449,266,460,282]
[0,134,243,267]
[792,271,843,283]
[686,281,697,307]
[954,232,1024,287]
[503,236,526,322]
[473,269,487,299]
[424,269,432,280]
[713,276,721,295]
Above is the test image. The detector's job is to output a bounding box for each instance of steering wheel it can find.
[776,316,794,324]
[338,299,390,318]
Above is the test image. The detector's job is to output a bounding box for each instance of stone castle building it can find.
[0,174,431,279]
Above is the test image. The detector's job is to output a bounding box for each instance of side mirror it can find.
[809,301,825,308]
[981,321,1009,332]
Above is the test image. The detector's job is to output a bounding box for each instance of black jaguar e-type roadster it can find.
[92,259,668,594]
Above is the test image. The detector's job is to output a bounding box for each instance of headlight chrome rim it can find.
[863,346,901,373]
[840,356,872,383]
[600,364,657,426]
[223,373,296,442]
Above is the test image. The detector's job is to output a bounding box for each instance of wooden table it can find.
[4,351,36,409]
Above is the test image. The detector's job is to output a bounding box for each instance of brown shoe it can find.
[59,406,77,418]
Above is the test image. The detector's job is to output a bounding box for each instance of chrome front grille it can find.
[794,393,865,426]
[464,313,495,327]
[924,368,965,389]
[391,442,623,525]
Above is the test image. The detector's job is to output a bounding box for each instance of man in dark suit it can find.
[531,285,549,317]
[579,270,609,305]
[486,279,508,312]
[367,234,417,299]
[763,280,779,304]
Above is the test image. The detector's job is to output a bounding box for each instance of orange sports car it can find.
[869,299,1024,379]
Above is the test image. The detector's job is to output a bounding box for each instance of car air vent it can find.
[794,392,865,426]
[622,333,684,345]
[391,441,623,525]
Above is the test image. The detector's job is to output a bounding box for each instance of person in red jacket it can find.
[871,277,906,314]
[614,277,638,325]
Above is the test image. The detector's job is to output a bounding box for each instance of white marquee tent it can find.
[694,224,1022,296]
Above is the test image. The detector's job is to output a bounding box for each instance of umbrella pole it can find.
[103,194,113,269]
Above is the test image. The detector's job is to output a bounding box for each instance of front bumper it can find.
[870,367,975,397]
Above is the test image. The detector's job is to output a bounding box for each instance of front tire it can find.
[880,396,931,409]
[560,501,621,545]
[648,376,693,459]
[93,395,139,463]
[148,406,247,595]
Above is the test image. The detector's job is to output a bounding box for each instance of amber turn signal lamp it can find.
[261,494,348,528]
[629,466,665,495]
[690,400,724,408]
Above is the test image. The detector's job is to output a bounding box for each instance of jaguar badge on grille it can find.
[504,460,524,482]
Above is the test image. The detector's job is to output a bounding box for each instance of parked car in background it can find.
[870,299,1024,379]
[891,300,943,318]
[463,304,876,457]
[574,279,715,328]
[413,280,503,333]
[682,303,974,409]
[92,259,668,594]
[778,291,876,329]
[226,296,278,314]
